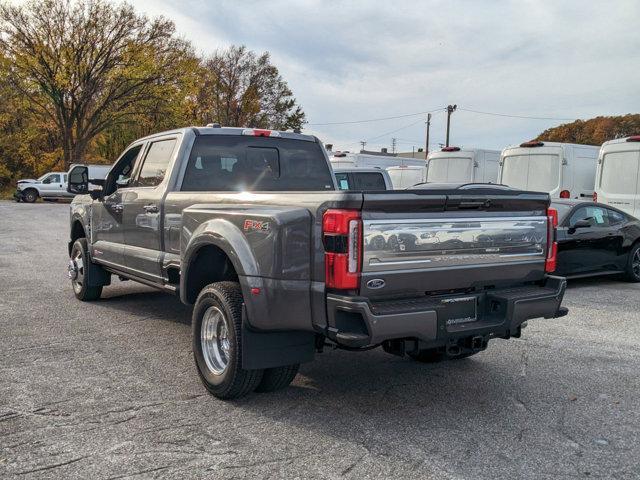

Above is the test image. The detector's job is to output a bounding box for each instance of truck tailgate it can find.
[360,188,550,298]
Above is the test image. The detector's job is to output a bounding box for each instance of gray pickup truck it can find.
[67,126,568,399]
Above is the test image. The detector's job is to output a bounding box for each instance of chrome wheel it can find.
[633,249,640,277]
[69,249,84,294]
[201,306,231,375]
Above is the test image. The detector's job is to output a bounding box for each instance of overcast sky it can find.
[130,0,640,153]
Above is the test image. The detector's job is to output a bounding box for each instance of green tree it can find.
[535,114,640,146]
[192,45,306,130]
[0,0,195,169]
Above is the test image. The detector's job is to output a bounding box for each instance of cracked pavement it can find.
[1,201,640,479]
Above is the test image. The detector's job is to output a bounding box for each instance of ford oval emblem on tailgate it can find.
[367,279,385,289]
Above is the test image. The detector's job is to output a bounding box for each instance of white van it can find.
[426,147,500,184]
[330,151,425,170]
[498,141,599,199]
[386,165,427,189]
[594,136,640,216]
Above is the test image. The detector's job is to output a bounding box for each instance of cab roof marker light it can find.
[441,146,460,152]
[626,136,640,142]
[242,128,280,137]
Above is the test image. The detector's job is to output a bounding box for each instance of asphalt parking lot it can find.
[1,201,639,479]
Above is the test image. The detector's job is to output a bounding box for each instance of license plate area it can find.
[441,296,478,328]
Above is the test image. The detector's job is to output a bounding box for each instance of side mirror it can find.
[67,165,89,194]
[568,219,591,234]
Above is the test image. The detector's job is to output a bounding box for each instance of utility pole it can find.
[445,104,457,147]
[425,112,432,157]
[391,137,397,154]
[359,140,366,151]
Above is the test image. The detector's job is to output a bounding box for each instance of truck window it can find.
[42,174,60,184]
[133,139,177,187]
[352,172,387,190]
[181,136,334,191]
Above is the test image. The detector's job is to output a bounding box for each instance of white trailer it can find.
[426,147,500,184]
[498,141,599,199]
[594,136,640,217]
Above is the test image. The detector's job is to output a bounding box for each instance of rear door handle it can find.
[143,204,159,213]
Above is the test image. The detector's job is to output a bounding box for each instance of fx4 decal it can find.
[243,219,270,233]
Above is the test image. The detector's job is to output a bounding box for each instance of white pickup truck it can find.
[14,165,110,203]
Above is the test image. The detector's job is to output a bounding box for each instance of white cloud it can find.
[129,0,640,151]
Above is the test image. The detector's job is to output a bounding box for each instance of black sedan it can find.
[553,200,640,280]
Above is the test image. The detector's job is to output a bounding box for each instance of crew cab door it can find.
[90,144,145,270]
[122,137,178,282]
[40,173,63,197]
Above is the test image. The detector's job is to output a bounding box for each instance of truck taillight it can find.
[546,207,558,273]
[593,191,598,202]
[323,209,362,290]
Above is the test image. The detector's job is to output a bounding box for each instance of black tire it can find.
[69,238,103,301]
[624,243,640,282]
[255,364,300,393]
[192,281,263,399]
[22,189,38,203]
[408,348,477,363]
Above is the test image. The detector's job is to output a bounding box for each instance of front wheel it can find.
[22,189,38,203]
[192,282,263,399]
[68,238,103,301]
[624,243,640,282]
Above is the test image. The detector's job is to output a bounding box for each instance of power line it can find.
[308,107,445,126]
[365,117,427,142]
[457,107,576,121]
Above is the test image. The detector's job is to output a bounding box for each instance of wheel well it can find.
[23,187,38,195]
[69,221,86,256]
[184,245,238,304]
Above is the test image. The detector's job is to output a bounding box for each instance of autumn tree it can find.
[192,45,306,130]
[535,115,640,146]
[0,0,195,169]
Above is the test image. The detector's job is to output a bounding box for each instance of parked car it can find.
[553,199,640,280]
[498,141,599,199]
[426,147,500,184]
[593,136,640,216]
[333,167,392,191]
[386,165,427,189]
[14,165,110,203]
[66,126,567,399]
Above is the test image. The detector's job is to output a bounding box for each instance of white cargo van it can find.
[330,151,425,170]
[426,147,500,184]
[386,165,427,189]
[594,136,640,216]
[498,141,599,199]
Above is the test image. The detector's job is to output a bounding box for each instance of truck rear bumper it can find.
[325,275,567,348]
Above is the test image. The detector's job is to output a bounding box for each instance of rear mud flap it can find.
[241,305,315,370]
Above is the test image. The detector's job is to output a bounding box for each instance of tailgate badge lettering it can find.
[367,279,385,289]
